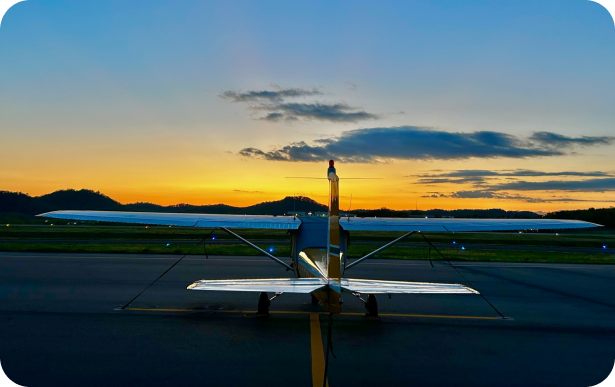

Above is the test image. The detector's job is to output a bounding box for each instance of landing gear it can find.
[257,292,270,318]
[311,294,319,306]
[365,294,378,319]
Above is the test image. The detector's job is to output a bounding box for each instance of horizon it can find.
[6,187,612,214]
[1,1,615,212]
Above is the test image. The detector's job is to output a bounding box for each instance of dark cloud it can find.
[220,86,378,123]
[410,170,615,194]
[416,177,488,185]
[238,127,583,163]
[258,103,378,123]
[220,87,322,103]
[489,178,615,192]
[413,169,613,178]
[425,190,612,203]
[239,142,329,162]
[420,193,448,198]
[530,132,615,148]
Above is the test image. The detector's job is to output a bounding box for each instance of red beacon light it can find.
[329,160,334,167]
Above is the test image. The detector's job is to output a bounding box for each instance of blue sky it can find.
[1,0,614,210]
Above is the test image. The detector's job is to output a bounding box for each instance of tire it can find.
[257,292,270,317]
[365,294,378,318]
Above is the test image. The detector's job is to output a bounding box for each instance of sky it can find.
[1,0,615,211]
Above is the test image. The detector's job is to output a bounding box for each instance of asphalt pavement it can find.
[1,252,614,386]
[1,239,613,254]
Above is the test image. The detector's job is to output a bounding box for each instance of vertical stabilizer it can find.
[326,160,342,313]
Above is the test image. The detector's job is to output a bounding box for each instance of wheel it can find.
[311,294,319,306]
[257,292,270,317]
[365,294,378,318]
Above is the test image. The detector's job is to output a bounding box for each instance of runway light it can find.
[166,243,171,247]
[212,236,217,240]
[461,246,465,251]
[269,247,274,253]
[452,241,456,244]
[603,245,607,249]
[6,224,9,227]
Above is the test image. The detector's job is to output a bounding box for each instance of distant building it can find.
[286,211,356,217]
[286,211,306,216]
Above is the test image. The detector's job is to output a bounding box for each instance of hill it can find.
[3,189,612,227]
[545,207,615,228]
[0,190,328,223]
[351,208,541,219]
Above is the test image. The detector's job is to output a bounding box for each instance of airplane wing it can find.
[339,217,600,232]
[341,278,478,294]
[187,278,327,293]
[37,210,301,230]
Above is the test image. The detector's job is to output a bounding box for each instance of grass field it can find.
[1,224,614,264]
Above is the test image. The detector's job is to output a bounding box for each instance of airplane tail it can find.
[326,160,342,312]
[327,160,340,279]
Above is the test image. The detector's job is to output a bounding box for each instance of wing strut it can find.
[119,229,215,309]
[344,231,415,271]
[419,233,506,319]
[220,227,294,271]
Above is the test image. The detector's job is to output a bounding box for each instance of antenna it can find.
[286,177,382,180]
[346,194,353,221]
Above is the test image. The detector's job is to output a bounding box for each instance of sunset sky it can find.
[1,0,614,211]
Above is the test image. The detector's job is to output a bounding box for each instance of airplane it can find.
[39,160,600,318]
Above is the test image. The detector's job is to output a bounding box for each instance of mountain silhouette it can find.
[3,189,611,226]
[0,189,327,216]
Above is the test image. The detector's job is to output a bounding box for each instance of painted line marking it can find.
[2,254,614,269]
[123,308,500,320]
[310,313,328,387]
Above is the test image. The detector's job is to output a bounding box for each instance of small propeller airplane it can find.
[39,160,600,317]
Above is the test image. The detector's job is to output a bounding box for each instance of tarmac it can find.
[1,251,614,386]
[2,238,613,254]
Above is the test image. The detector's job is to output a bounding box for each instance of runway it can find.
[2,238,613,254]
[1,252,614,386]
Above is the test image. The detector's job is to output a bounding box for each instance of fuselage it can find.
[290,161,345,314]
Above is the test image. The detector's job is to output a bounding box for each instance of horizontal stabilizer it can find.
[187,278,327,293]
[341,278,479,294]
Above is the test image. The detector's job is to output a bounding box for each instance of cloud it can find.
[529,132,615,148]
[257,102,378,123]
[423,190,614,203]
[233,189,264,194]
[411,170,615,194]
[412,169,613,179]
[238,127,610,163]
[416,177,488,185]
[489,178,615,192]
[220,87,323,103]
[220,86,378,123]
[345,82,358,91]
